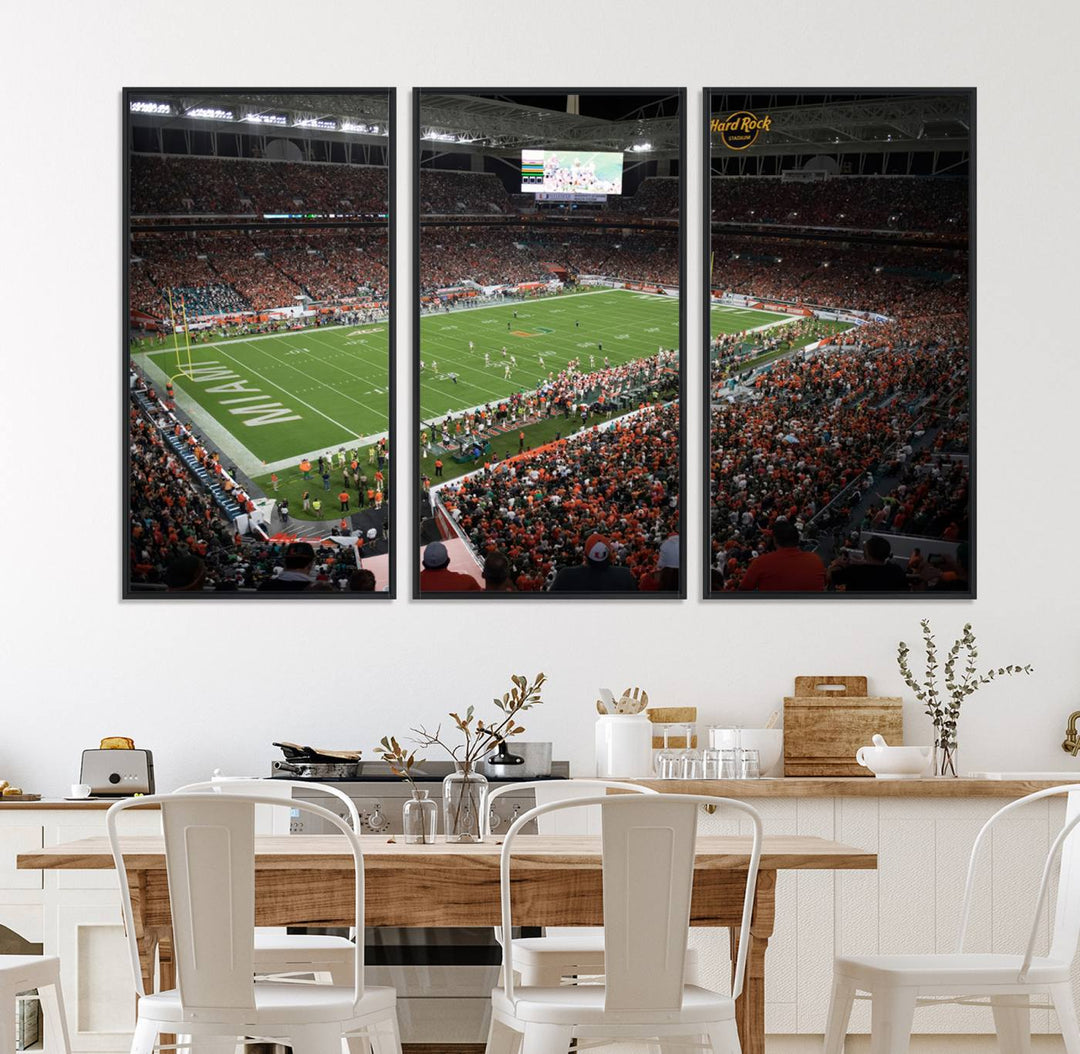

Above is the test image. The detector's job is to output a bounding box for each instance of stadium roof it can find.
[419,93,681,157]
[128,91,389,141]
[709,94,970,157]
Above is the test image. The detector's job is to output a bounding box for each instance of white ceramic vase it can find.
[595,713,653,777]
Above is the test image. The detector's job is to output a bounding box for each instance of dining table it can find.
[19,833,876,1054]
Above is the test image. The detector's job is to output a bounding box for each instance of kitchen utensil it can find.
[79,748,154,796]
[764,710,780,730]
[855,734,931,779]
[598,689,616,713]
[708,728,784,777]
[783,676,903,776]
[273,742,361,763]
[616,687,649,714]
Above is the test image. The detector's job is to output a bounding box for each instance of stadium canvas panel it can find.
[415,89,685,597]
[124,88,394,597]
[705,88,974,598]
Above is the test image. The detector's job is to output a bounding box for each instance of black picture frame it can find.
[702,87,976,600]
[412,87,687,599]
[122,87,396,599]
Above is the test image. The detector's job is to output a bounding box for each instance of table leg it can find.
[730,871,776,1054]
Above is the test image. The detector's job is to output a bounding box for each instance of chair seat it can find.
[253,932,355,966]
[135,983,395,1027]
[835,953,1073,988]
[492,984,734,1025]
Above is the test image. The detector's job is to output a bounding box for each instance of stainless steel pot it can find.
[481,741,552,779]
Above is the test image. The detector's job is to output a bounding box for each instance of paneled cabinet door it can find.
[53,900,137,1053]
[0,824,44,890]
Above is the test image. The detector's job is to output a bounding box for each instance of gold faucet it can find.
[1064,712,1080,756]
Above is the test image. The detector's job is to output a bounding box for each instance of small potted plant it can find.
[394,672,546,842]
[376,737,436,843]
[897,620,1033,776]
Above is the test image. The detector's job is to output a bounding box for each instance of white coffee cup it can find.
[70,783,92,799]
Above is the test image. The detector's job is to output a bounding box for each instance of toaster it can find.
[79,749,155,796]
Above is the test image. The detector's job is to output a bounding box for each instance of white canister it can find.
[595,713,653,777]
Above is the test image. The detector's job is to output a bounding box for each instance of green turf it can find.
[418,289,679,423]
[709,303,794,340]
[135,323,390,464]
[252,447,385,523]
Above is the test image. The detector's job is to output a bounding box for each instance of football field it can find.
[710,303,796,344]
[419,289,679,421]
[134,323,389,469]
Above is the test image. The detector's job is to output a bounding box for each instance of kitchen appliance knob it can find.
[109,773,122,784]
[367,803,389,832]
[487,808,503,832]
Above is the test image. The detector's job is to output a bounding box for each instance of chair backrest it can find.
[955,784,1080,978]
[174,778,362,834]
[499,793,762,1010]
[106,792,366,1015]
[483,778,657,839]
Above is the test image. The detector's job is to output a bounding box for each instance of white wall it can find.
[2,0,1079,797]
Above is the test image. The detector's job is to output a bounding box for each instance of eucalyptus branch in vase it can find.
[897,620,1033,776]
[376,736,424,792]
[402,672,546,841]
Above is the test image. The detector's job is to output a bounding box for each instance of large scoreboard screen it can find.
[520,150,623,195]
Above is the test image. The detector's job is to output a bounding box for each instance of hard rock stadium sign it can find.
[711,111,771,151]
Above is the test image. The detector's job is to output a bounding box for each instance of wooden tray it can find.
[0,794,42,802]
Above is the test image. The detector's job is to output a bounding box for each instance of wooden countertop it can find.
[19,834,875,872]
[611,777,1080,797]
[0,799,157,809]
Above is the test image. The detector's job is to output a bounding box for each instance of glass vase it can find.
[933,739,959,778]
[402,788,438,844]
[442,764,488,843]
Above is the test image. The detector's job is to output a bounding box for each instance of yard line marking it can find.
[235,338,389,422]
[206,342,366,437]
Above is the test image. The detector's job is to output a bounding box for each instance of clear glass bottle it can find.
[442,764,488,843]
[402,788,438,844]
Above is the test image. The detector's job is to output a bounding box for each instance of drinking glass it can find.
[678,723,701,779]
[739,748,761,780]
[720,749,739,779]
[655,725,680,778]
[702,748,723,780]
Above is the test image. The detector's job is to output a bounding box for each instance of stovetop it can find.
[270,761,570,782]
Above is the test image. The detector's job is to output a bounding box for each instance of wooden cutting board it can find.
[646,707,698,749]
[784,676,902,776]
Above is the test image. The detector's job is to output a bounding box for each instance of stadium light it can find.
[244,113,287,125]
[130,101,172,115]
[186,106,234,120]
[295,118,337,130]
[422,131,458,142]
[631,142,652,152]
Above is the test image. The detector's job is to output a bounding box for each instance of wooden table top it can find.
[19,834,875,872]
[616,777,1080,798]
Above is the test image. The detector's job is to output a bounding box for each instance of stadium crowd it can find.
[128,393,382,591]
[130,155,387,216]
[419,226,678,292]
[130,228,388,318]
[436,402,680,591]
[711,175,968,233]
[419,170,511,214]
[711,237,966,317]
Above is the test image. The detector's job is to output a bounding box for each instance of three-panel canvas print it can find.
[123,87,972,599]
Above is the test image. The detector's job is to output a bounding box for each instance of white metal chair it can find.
[107,792,401,1054]
[487,779,666,986]
[487,792,762,1054]
[0,955,71,1054]
[175,780,358,985]
[824,784,1080,1054]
